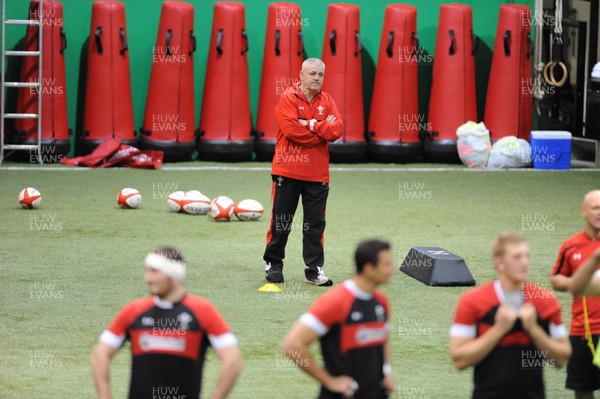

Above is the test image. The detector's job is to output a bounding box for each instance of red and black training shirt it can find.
[100,294,237,399]
[450,280,567,399]
[300,280,390,399]
[551,230,600,336]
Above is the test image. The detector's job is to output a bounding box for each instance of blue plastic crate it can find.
[530,131,572,170]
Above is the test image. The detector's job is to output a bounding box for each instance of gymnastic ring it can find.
[543,61,568,87]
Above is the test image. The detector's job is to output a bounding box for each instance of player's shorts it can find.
[566,335,600,391]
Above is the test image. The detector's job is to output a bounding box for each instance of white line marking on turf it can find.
[162,166,600,172]
[163,166,272,171]
[0,166,93,171]
[1,166,600,172]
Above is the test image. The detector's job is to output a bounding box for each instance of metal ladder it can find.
[0,0,43,164]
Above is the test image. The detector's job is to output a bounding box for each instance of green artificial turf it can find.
[0,163,598,398]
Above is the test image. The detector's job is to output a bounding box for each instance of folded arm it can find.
[275,96,324,148]
[313,101,344,142]
[570,248,600,295]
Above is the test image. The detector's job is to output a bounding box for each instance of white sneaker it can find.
[305,267,333,286]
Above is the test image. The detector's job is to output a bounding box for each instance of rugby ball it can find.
[118,188,142,209]
[167,191,186,213]
[209,196,234,222]
[19,187,42,209]
[181,191,211,215]
[234,199,264,221]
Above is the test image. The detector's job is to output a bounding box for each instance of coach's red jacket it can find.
[271,84,343,183]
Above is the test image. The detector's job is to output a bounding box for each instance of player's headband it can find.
[145,253,186,282]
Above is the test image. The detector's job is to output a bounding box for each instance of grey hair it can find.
[302,58,325,70]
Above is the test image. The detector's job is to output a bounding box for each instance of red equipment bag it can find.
[62,138,121,166]
[62,138,163,169]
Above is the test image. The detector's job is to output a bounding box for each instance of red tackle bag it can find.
[321,3,366,163]
[255,2,305,161]
[425,4,478,163]
[197,1,253,162]
[138,0,196,162]
[367,4,421,163]
[79,0,136,155]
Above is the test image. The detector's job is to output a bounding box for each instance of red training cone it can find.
[484,4,533,141]
[13,0,70,159]
[79,0,136,155]
[255,2,305,161]
[321,3,366,163]
[425,4,478,163]
[198,1,253,162]
[368,4,421,163]
[139,0,196,162]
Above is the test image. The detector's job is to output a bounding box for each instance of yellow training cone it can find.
[258,283,282,292]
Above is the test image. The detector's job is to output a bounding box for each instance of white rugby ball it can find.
[167,191,186,213]
[19,187,42,209]
[118,188,142,209]
[234,199,264,221]
[181,191,211,215]
[209,195,234,222]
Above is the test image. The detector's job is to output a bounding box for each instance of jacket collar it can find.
[294,83,321,102]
